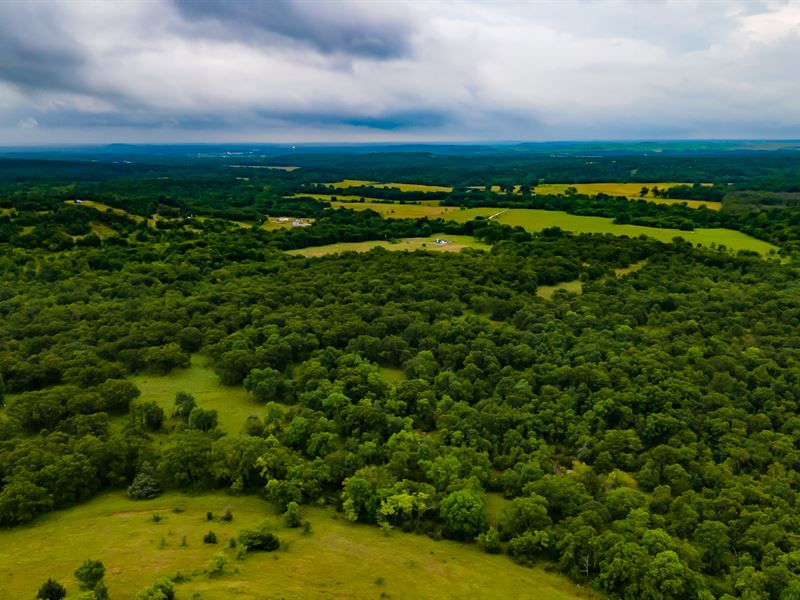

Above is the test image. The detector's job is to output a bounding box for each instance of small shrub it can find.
[229,537,237,548]
[172,571,188,583]
[127,472,161,500]
[237,524,280,552]
[283,501,301,528]
[207,552,229,577]
[94,580,110,600]
[180,535,188,547]
[74,559,105,591]
[301,521,313,536]
[150,512,163,523]
[203,531,218,544]
[135,577,175,600]
[206,511,214,521]
[222,507,233,522]
[477,527,502,554]
[36,579,66,600]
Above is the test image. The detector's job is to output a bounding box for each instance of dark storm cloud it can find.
[173,0,412,59]
[0,3,85,93]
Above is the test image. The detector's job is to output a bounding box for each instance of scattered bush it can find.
[207,552,229,577]
[74,558,105,590]
[36,579,66,600]
[283,501,301,528]
[127,472,161,500]
[237,524,280,552]
[135,577,175,600]
[222,506,233,522]
[203,530,218,544]
[206,511,214,521]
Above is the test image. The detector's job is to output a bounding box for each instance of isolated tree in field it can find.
[127,468,161,500]
[135,577,175,600]
[74,558,105,590]
[132,400,164,431]
[188,407,218,431]
[640,186,649,197]
[173,391,196,420]
[36,578,67,600]
[440,489,486,539]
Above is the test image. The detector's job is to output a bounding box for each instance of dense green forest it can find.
[3,149,800,599]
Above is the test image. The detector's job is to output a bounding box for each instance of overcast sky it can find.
[1,0,800,144]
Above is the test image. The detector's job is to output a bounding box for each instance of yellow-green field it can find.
[287,235,490,258]
[0,492,597,600]
[67,200,146,223]
[129,356,262,435]
[330,201,462,219]
[448,208,776,255]
[329,180,453,193]
[537,280,583,299]
[533,183,721,210]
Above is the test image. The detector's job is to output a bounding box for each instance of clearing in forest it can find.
[286,235,490,258]
[449,208,777,255]
[65,200,146,223]
[128,356,262,435]
[329,200,462,219]
[0,491,597,600]
[329,179,454,193]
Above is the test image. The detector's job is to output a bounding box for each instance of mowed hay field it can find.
[329,179,454,193]
[533,182,721,209]
[129,356,263,435]
[450,208,778,255]
[0,492,598,600]
[330,200,463,219]
[287,235,490,258]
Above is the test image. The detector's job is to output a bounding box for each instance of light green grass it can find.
[452,208,776,255]
[380,367,406,384]
[330,180,453,193]
[330,201,461,219]
[66,200,146,223]
[129,356,262,435]
[533,183,720,210]
[537,280,583,299]
[484,492,512,527]
[614,260,648,276]
[0,491,598,600]
[287,235,490,258]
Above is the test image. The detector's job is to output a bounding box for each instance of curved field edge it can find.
[0,491,598,600]
[286,236,491,258]
[449,208,778,256]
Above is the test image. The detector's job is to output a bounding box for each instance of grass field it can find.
[287,235,490,258]
[537,280,583,299]
[448,208,777,255]
[329,180,454,193]
[0,491,598,600]
[532,183,721,209]
[67,200,146,223]
[329,201,462,219]
[129,356,262,435]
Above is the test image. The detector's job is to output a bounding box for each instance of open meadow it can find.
[129,356,263,435]
[0,491,598,600]
[329,179,453,192]
[287,235,490,257]
[449,208,777,255]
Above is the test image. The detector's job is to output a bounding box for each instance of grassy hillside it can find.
[0,491,599,600]
[286,235,490,257]
[449,208,778,255]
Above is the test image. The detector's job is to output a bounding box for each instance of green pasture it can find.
[450,208,777,255]
[0,491,598,600]
[287,235,490,258]
[129,356,262,435]
[329,179,453,193]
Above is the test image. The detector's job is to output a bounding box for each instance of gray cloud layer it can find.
[1,0,799,143]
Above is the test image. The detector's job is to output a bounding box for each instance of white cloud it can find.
[0,0,799,142]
